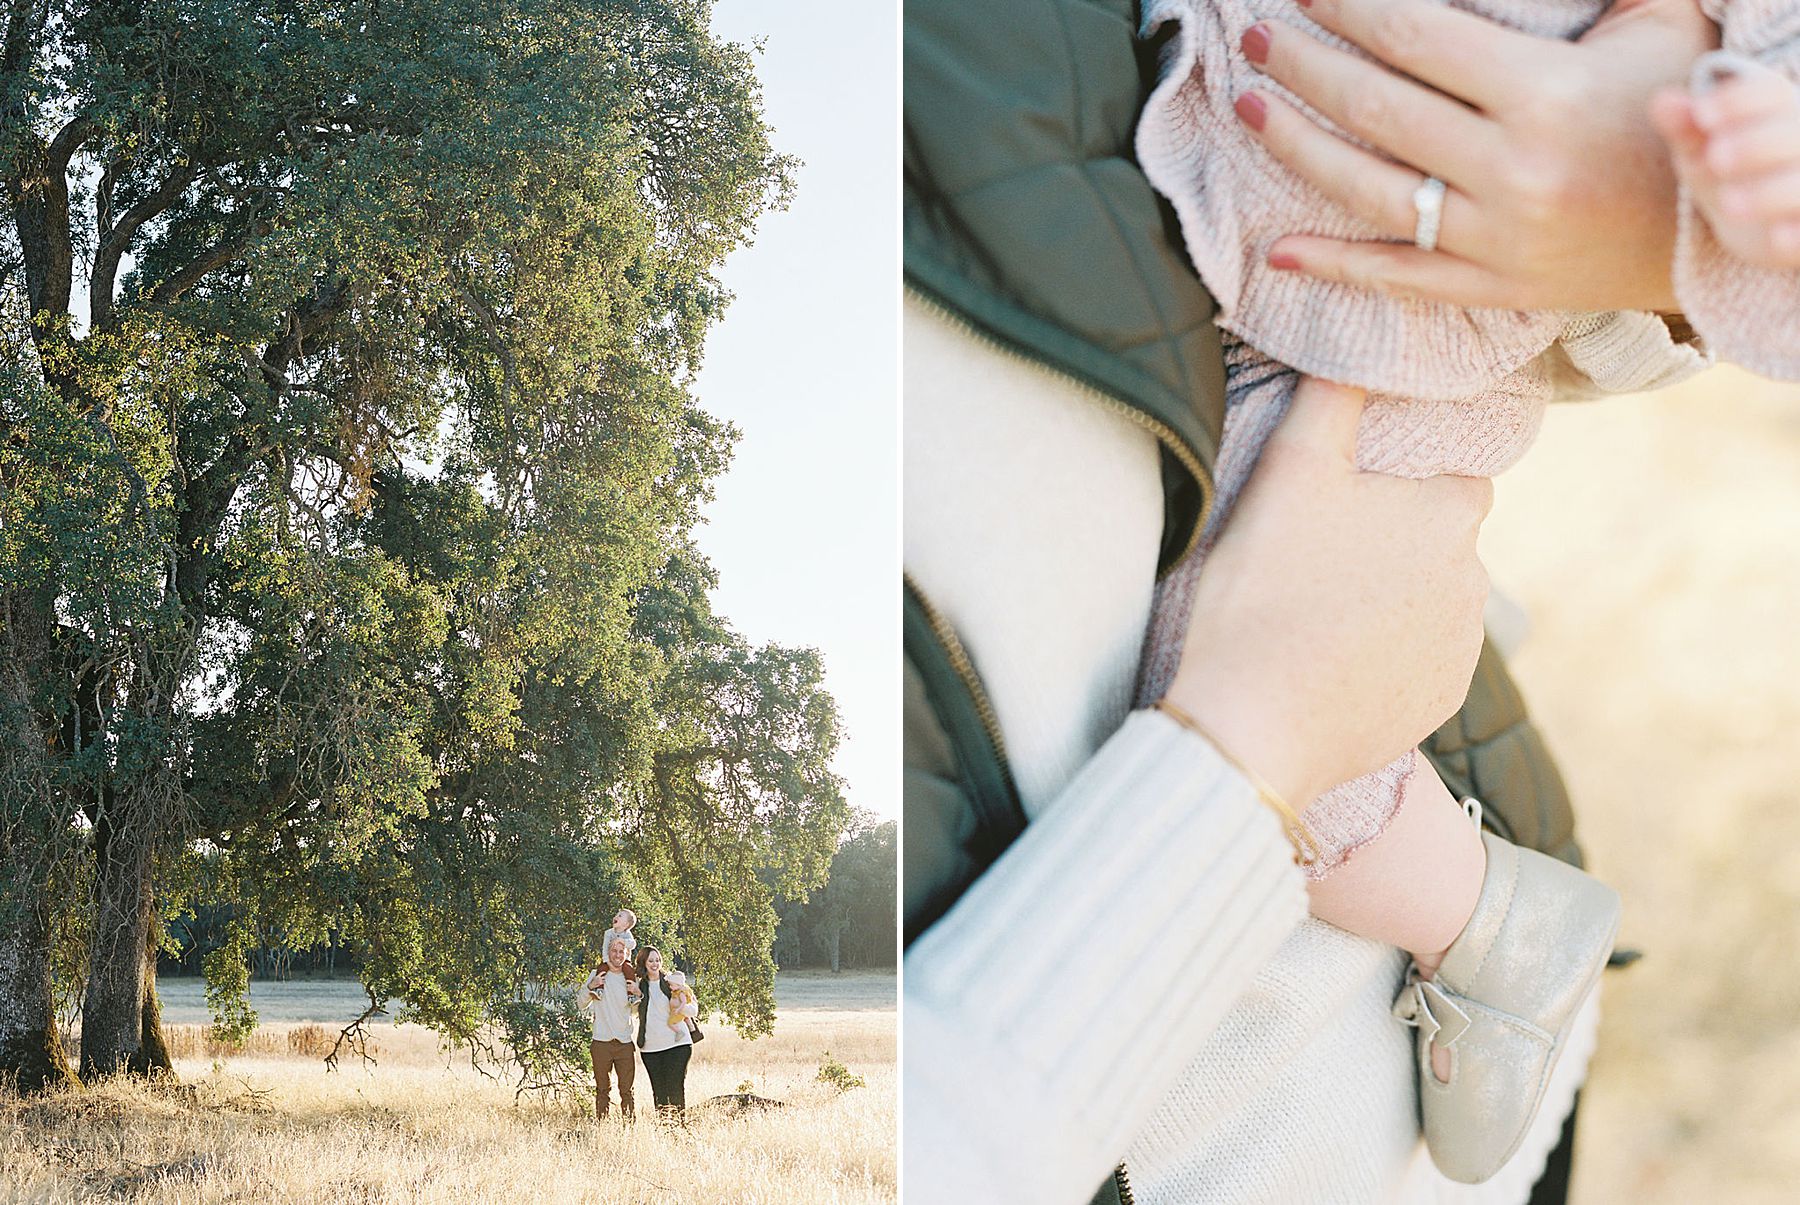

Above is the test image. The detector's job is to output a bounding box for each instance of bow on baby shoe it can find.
[1392,971,1473,1049]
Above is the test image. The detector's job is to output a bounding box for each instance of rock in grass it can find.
[698,1093,786,1115]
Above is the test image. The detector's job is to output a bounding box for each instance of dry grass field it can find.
[0,970,895,1205]
[1482,366,1800,1204]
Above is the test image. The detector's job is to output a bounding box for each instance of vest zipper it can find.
[905,285,1214,578]
[904,572,1011,774]
[907,283,1170,1205]
[910,571,1143,1205]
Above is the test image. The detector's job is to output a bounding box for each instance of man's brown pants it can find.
[591,1039,636,1118]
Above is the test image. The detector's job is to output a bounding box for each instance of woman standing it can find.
[634,948,698,1119]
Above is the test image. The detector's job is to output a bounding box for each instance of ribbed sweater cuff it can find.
[1553,310,1712,399]
[905,709,1308,1204]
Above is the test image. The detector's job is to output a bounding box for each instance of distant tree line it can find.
[771,814,896,972]
[156,905,352,982]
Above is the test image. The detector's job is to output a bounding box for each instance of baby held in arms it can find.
[1135,0,1800,1183]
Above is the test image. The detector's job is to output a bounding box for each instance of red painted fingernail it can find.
[1234,92,1267,132]
[1297,0,1313,8]
[1241,23,1271,65]
[1268,250,1301,270]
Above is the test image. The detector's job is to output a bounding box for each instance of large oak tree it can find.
[0,0,843,1092]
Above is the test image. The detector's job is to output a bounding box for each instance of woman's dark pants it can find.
[640,1044,692,1118]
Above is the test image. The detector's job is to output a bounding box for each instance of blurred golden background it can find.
[1482,366,1800,1204]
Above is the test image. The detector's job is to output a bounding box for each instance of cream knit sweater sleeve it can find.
[904,709,1309,1205]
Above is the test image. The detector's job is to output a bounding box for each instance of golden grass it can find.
[156,1024,362,1063]
[1482,367,1800,1204]
[1,973,895,1204]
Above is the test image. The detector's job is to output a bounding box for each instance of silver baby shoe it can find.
[1391,820,1620,1184]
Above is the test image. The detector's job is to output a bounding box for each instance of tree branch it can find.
[265,278,353,379]
[45,111,95,176]
[92,160,199,328]
[145,224,259,309]
[172,428,259,617]
[9,142,78,325]
[323,990,386,1072]
[1,102,94,321]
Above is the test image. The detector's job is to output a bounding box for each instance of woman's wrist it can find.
[1153,697,1321,864]
[1160,671,1325,812]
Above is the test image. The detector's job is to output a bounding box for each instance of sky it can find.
[693,2,899,821]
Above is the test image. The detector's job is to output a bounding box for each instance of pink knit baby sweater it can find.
[1133,0,1800,875]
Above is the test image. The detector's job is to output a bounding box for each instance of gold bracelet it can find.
[1153,699,1320,866]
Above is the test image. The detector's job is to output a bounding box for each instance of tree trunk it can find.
[0,597,78,1092]
[829,926,842,974]
[0,865,78,1094]
[132,921,172,1076]
[79,797,156,1079]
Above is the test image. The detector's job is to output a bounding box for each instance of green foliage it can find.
[816,1053,864,1093]
[485,991,594,1103]
[1,0,837,1083]
[201,918,258,1046]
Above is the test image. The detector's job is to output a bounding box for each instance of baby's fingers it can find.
[1653,87,1728,221]
[1704,109,1800,180]
[1716,167,1800,223]
[1651,88,1709,176]
[1692,56,1799,132]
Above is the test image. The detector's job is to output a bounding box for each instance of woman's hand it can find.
[1165,379,1492,807]
[1234,0,1716,312]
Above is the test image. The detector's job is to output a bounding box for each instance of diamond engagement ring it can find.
[1412,175,1446,252]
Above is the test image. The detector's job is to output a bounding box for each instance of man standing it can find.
[579,936,640,1119]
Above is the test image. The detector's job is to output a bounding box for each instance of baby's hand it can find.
[1652,53,1800,268]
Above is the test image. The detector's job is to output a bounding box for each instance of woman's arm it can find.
[1233,0,1716,312]
[905,713,1305,1205]
[905,380,1494,1205]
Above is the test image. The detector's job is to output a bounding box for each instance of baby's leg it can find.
[1304,758,1485,964]
[1305,755,1484,1082]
